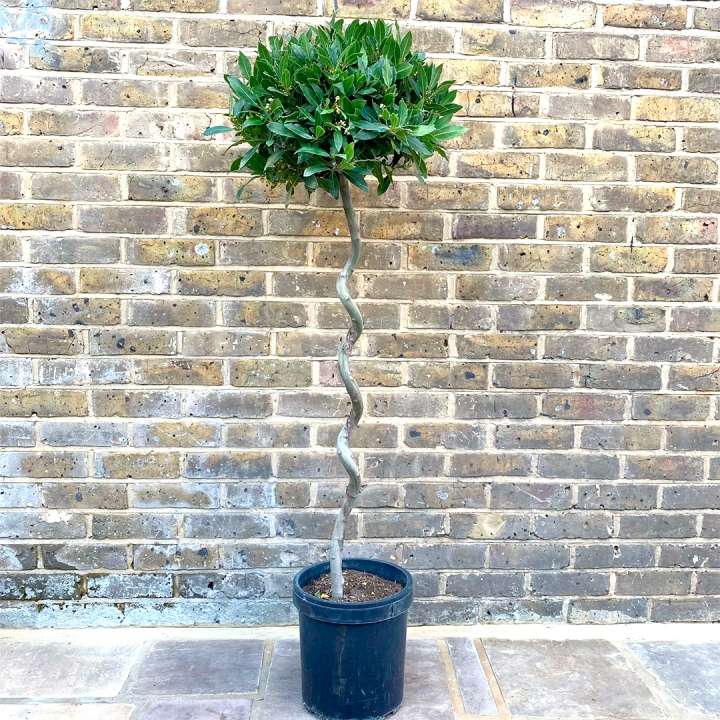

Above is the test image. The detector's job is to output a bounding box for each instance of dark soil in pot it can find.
[303,569,402,602]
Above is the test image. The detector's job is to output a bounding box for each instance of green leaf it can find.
[203,125,233,136]
[433,124,466,141]
[267,122,295,137]
[332,130,343,154]
[264,149,285,169]
[355,120,388,132]
[343,168,368,192]
[237,51,252,79]
[298,145,331,158]
[413,124,436,137]
[303,163,330,177]
[225,75,255,105]
[285,123,314,140]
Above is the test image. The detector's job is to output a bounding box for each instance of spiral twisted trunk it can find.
[329,176,364,599]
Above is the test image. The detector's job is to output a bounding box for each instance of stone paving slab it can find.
[123,639,264,696]
[0,631,718,720]
[447,637,499,716]
[254,639,455,720]
[2,704,134,720]
[133,697,253,720]
[627,642,720,717]
[484,639,673,720]
[0,640,139,699]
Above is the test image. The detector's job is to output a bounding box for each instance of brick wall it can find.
[1,0,719,627]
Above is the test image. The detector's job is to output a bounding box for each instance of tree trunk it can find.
[328,175,364,600]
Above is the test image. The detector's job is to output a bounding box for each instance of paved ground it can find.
[0,626,718,719]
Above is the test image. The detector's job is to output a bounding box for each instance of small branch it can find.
[329,175,364,600]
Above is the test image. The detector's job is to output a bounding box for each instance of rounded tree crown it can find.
[206,18,465,199]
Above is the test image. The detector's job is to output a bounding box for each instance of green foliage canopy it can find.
[205,18,465,199]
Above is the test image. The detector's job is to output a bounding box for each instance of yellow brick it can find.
[128,238,216,265]
[604,3,686,29]
[186,208,263,236]
[418,0,502,21]
[80,13,172,43]
[134,359,223,386]
[0,390,88,417]
[511,0,596,27]
[591,246,668,273]
[457,91,539,118]
[457,152,540,179]
[545,152,627,182]
[509,63,591,88]
[133,0,218,9]
[441,59,500,86]
[0,204,72,231]
[502,123,585,149]
[636,97,720,123]
[329,0,410,18]
[0,111,23,136]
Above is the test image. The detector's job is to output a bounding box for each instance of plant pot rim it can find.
[293,557,413,625]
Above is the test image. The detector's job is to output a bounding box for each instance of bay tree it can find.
[206,17,464,599]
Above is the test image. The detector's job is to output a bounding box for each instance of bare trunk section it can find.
[329,175,364,600]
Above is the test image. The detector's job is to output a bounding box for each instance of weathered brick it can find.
[548,94,630,120]
[618,513,696,539]
[79,206,167,235]
[405,183,489,211]
[647,36,720,64]
[450,511,530,539]
[600,63,681,91]
[591,246,668,273]
[498,305,580,331]
[576,484,657,511]
[440,59,500,86]
[587,305,666,333]
[454,214,537,240]
[545,215,627,243]
[80,13,172,42]
[456,393,537,420]
[576,543,655,569]
[404,423,484,450]
[1,138,74,167]
[546,153,627,181]
[460,335,538,362]
[30,44,122,73]
[542,393,625,421]
[128,299,215,327]
[462,28,545,58]
[634,395,710,422]
[546,277,627,304]
[92,513,177,540]
[512,63,590,90]
[178,19,266,46]
[0,512,86,540]
[187,208,263,237]
[637,156,717,185]
[2,326,78,357]
[530,571,610,597]
[1,76,74,105]
[417,0,501,22]
[636,96,720,123]
[683,128,720,154]
[558,33,639,60]
[510,0,596,27]
[457,152,540,179]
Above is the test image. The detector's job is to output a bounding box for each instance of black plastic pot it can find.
[292,558,414,720]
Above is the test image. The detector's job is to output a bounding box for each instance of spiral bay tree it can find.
[207,18,464,599]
